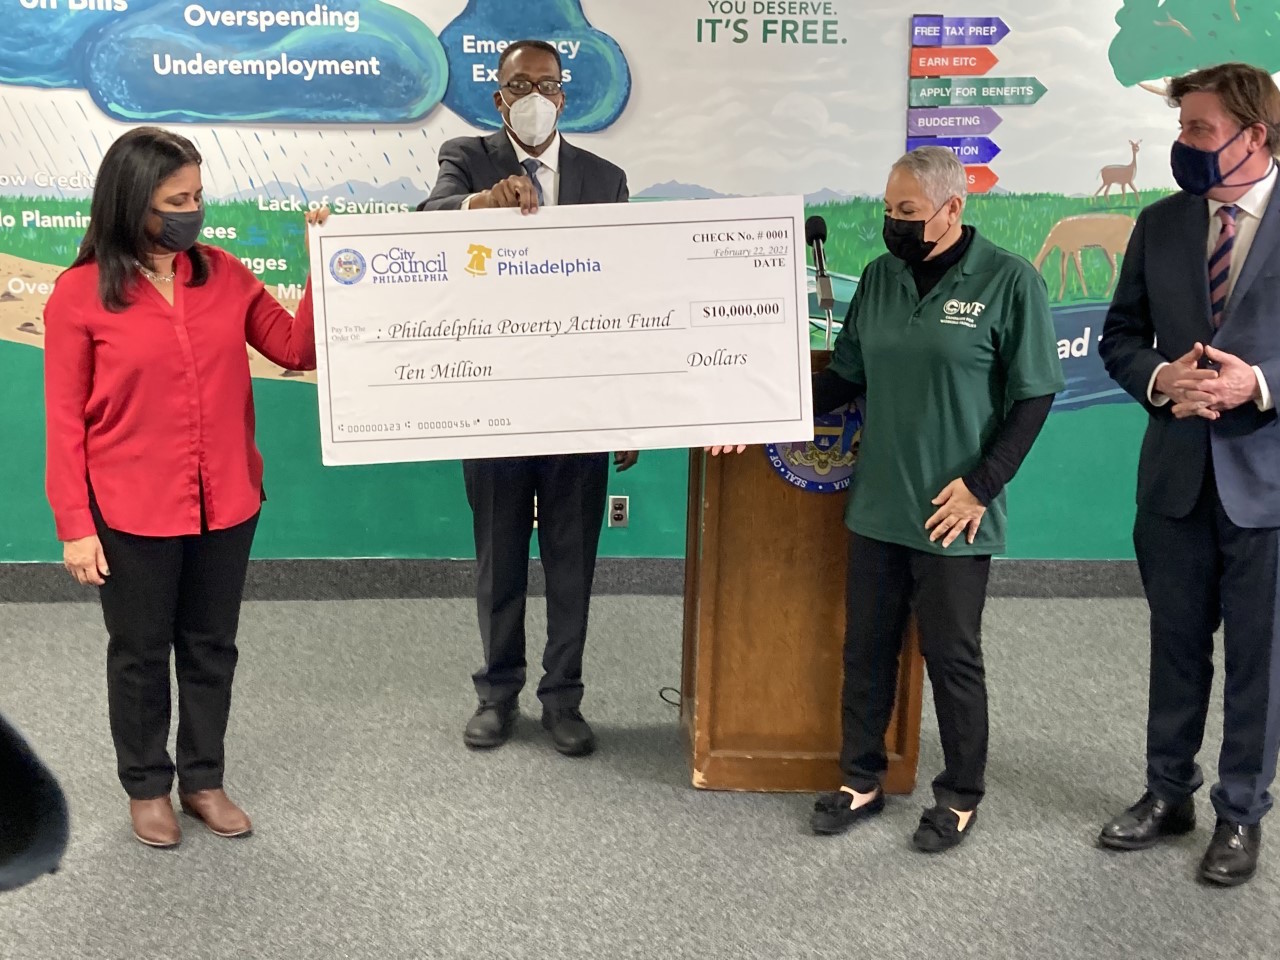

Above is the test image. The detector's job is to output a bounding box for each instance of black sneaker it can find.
[810,788,885,835]
[463,701,517,749]
[912,805,976,853]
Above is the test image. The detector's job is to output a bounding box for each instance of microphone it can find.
[805,215,834,312]
[804,214,827,246]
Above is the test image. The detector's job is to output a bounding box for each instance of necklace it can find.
[134,260,175,283]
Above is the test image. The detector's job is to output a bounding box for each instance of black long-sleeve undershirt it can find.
[961,394,1053,505]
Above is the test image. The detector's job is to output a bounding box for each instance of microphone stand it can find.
[812,239,835,350]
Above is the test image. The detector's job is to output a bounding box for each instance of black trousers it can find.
[840,532,992,810]
[1135,463,1280,824]
[463,453,610,709]
[92,505,258,800]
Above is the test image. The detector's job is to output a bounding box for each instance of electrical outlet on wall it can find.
[608,495,629,528]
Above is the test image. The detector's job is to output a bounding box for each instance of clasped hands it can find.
[1157,343,1260,420]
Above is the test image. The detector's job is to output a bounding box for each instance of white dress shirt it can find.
[1148,163,1277,411]
[462,132,561,209]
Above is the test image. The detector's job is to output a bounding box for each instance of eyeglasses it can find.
[503,78,563,97]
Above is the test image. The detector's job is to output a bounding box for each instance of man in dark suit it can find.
[1099,62,1280,887]
[419,39,636,757]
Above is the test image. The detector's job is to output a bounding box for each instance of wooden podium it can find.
[679,353,925,793]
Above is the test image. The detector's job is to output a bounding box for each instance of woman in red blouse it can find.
[43,126,326,849]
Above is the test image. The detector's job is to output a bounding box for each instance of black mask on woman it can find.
[882,203,949,264]
[151,207,204,252]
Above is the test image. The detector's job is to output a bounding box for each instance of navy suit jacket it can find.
[417,131,628,211]
[1101,185,1280,527]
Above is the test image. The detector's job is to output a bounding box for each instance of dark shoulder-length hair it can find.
[71,126,209,311]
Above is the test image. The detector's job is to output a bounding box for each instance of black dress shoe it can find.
[463,701,517,749]
[912,805,977,853]
[1099,791,1196,850]
[1199,820,1261,887]
[810,788,885,835]
[541,707,596,756]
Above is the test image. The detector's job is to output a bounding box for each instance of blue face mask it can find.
[1170,127,1262,196]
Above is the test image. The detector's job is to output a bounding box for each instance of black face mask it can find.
[882,203,949,264]
[151,207,204,252]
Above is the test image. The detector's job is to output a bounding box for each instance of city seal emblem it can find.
[764,406,862,493]
[328,248,366,285]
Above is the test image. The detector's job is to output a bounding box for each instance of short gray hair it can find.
[891,146,968,208]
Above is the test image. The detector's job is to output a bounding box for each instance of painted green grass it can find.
[811,191,1174,303]
[0,197,304,286]
[2,192,1173,303]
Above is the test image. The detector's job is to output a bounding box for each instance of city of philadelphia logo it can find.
[940,298,986,329]
[328,249,366,286]
[464,242,602,278]
[765,407,863,494]
[465,243,493,276]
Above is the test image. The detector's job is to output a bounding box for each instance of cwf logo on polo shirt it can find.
[940,298,986,329]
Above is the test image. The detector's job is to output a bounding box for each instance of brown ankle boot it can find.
[179,788,252,838]
[129,797,181,848]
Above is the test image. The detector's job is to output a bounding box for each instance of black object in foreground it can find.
[0,713,69,892]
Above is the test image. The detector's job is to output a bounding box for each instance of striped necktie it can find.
[1209,204,1238,328]
[521,158,545,205]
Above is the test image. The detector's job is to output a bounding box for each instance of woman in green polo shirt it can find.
[807,146,1065,851]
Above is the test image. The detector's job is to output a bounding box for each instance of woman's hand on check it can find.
[705,446,746,455]
[925,478,987,548]
[303,206,330,251]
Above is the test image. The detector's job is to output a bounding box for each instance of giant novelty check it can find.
[310,196,813,465]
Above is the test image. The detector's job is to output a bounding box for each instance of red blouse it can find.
[43,245,315,540]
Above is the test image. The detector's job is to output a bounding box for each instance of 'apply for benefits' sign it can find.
[904,13,1046,195]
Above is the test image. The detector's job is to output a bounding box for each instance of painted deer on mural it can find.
[1095,139,1141,199]
[1032,214,1135,300]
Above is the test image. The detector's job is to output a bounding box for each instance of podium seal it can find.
[764,407,862,494]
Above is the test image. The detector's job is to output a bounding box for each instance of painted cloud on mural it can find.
[1,0,450,124]
[0,1,162,88]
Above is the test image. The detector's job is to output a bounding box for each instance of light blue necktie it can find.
[521,158,545,205]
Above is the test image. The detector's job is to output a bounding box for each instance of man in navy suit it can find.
[419,40,636,757]
[1099,62,1280,886]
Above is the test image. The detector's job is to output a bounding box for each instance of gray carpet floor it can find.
[0,596,1275,960]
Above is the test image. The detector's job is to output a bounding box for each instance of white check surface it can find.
[310,196,813,465]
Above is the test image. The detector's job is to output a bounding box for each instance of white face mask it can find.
[502,91,559,147]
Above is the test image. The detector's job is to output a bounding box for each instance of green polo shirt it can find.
[828,229,1064,556]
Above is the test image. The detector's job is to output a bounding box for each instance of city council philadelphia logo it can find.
[465,243,494,276]
[765,407,863,494]
[328,248,366,285]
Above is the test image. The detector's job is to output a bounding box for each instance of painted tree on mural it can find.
[1109,0,1280,88]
